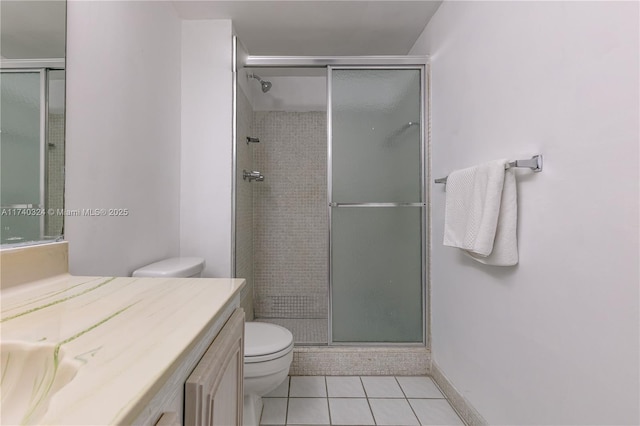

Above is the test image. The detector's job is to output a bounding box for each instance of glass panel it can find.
[330,67,424,344]
[1,71,42,244]
[331,69,421,203]
[331,206,423,343]
[234,40,255,323]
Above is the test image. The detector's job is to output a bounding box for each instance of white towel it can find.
[443,159,519,266]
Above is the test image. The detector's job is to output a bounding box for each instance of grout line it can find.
[361,376,378,426]
[395,376,422,426]
[406,399,423,426]
[395,375,409,398]
[360,376,370,398]
[324,376,332,425]
[284,376,290,426]
[324,376,333,425]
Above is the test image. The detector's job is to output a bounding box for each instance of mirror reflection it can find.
[0,1,66,246]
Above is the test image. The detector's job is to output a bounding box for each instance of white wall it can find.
[65,2,182,276]
[180,20,233,278]
[412,1,639,424]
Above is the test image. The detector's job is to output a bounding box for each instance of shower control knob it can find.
[243,170,264,182]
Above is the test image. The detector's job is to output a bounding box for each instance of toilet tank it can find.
[132,257,205,278]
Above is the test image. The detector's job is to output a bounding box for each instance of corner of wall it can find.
[180,19,234,278]
[430,361,487,426]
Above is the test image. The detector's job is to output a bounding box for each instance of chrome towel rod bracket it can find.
[434,155,543,184]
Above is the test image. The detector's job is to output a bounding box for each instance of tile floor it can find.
[260,375,465,426]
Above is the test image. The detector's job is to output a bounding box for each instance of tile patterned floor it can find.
[260,375,465,426]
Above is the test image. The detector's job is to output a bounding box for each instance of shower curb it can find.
[289,346,430,376]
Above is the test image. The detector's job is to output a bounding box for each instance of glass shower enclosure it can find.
[233,52,427,346]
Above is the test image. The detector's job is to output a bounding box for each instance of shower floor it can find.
[256,318,328,345]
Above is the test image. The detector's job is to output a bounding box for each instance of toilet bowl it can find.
[243,322,293,426]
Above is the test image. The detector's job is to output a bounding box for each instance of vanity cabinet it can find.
[0,248,246,426]
[148,307,245,426]
[185,308,244,425]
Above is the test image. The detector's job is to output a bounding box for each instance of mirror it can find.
[1,1,66,246]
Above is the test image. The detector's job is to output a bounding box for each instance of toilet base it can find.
[243,393,263,426]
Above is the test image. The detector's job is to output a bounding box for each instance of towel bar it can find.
[434,155,543,184]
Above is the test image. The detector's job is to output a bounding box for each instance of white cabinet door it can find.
[185,308,244,426]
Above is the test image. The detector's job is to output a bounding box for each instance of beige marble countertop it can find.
[0,274,245,425]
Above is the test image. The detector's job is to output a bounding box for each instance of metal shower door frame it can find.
[0,67,54,242]
[241,55,430,347]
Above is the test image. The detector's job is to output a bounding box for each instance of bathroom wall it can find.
[411,1,639,424]
[252,111,328,327]
[180,20,234,278]
[235,83,255,319]
[65,1,182,276]
[250,76,326,112]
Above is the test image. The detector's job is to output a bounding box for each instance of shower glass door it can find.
[329,68,425,344]
[1,70,44,244]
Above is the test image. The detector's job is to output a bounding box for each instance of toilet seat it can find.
[244,322,293,364]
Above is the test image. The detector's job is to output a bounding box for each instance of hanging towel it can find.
[443,159,519,266]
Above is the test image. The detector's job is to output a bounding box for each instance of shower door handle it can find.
[329,202,425,207]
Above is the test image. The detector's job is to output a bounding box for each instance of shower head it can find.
[249,73,272,93]
[260,80,272,93]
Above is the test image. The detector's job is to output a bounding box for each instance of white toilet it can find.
[132,257,206,278]
[132,257,294,426]
[243,322,293,426]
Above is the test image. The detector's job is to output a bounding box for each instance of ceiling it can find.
[173,1,442,56]
[0,1,441,60]
[0,1,66,59]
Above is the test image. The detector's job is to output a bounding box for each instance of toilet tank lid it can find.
[245,322,293,357]
[132,257,205,278]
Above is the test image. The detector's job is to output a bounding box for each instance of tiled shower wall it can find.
[45,114,65,237]
[252,111,328,320]
[235,88,255,320]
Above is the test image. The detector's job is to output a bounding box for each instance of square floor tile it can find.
[265,376,290,398]
[329,398,375,425]
[369,398,420,426]
[290,376,327,397]
[260,398,287,425]
[326,376,366,398]
[287,398,330,425]
[396,376,444,398]
[361,376,404,398]
[409,399,464,425]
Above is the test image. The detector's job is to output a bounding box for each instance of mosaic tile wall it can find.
[235,88,255,319]
[259,318,327,345]
[45,114,65,237]
[252,111,328,322]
